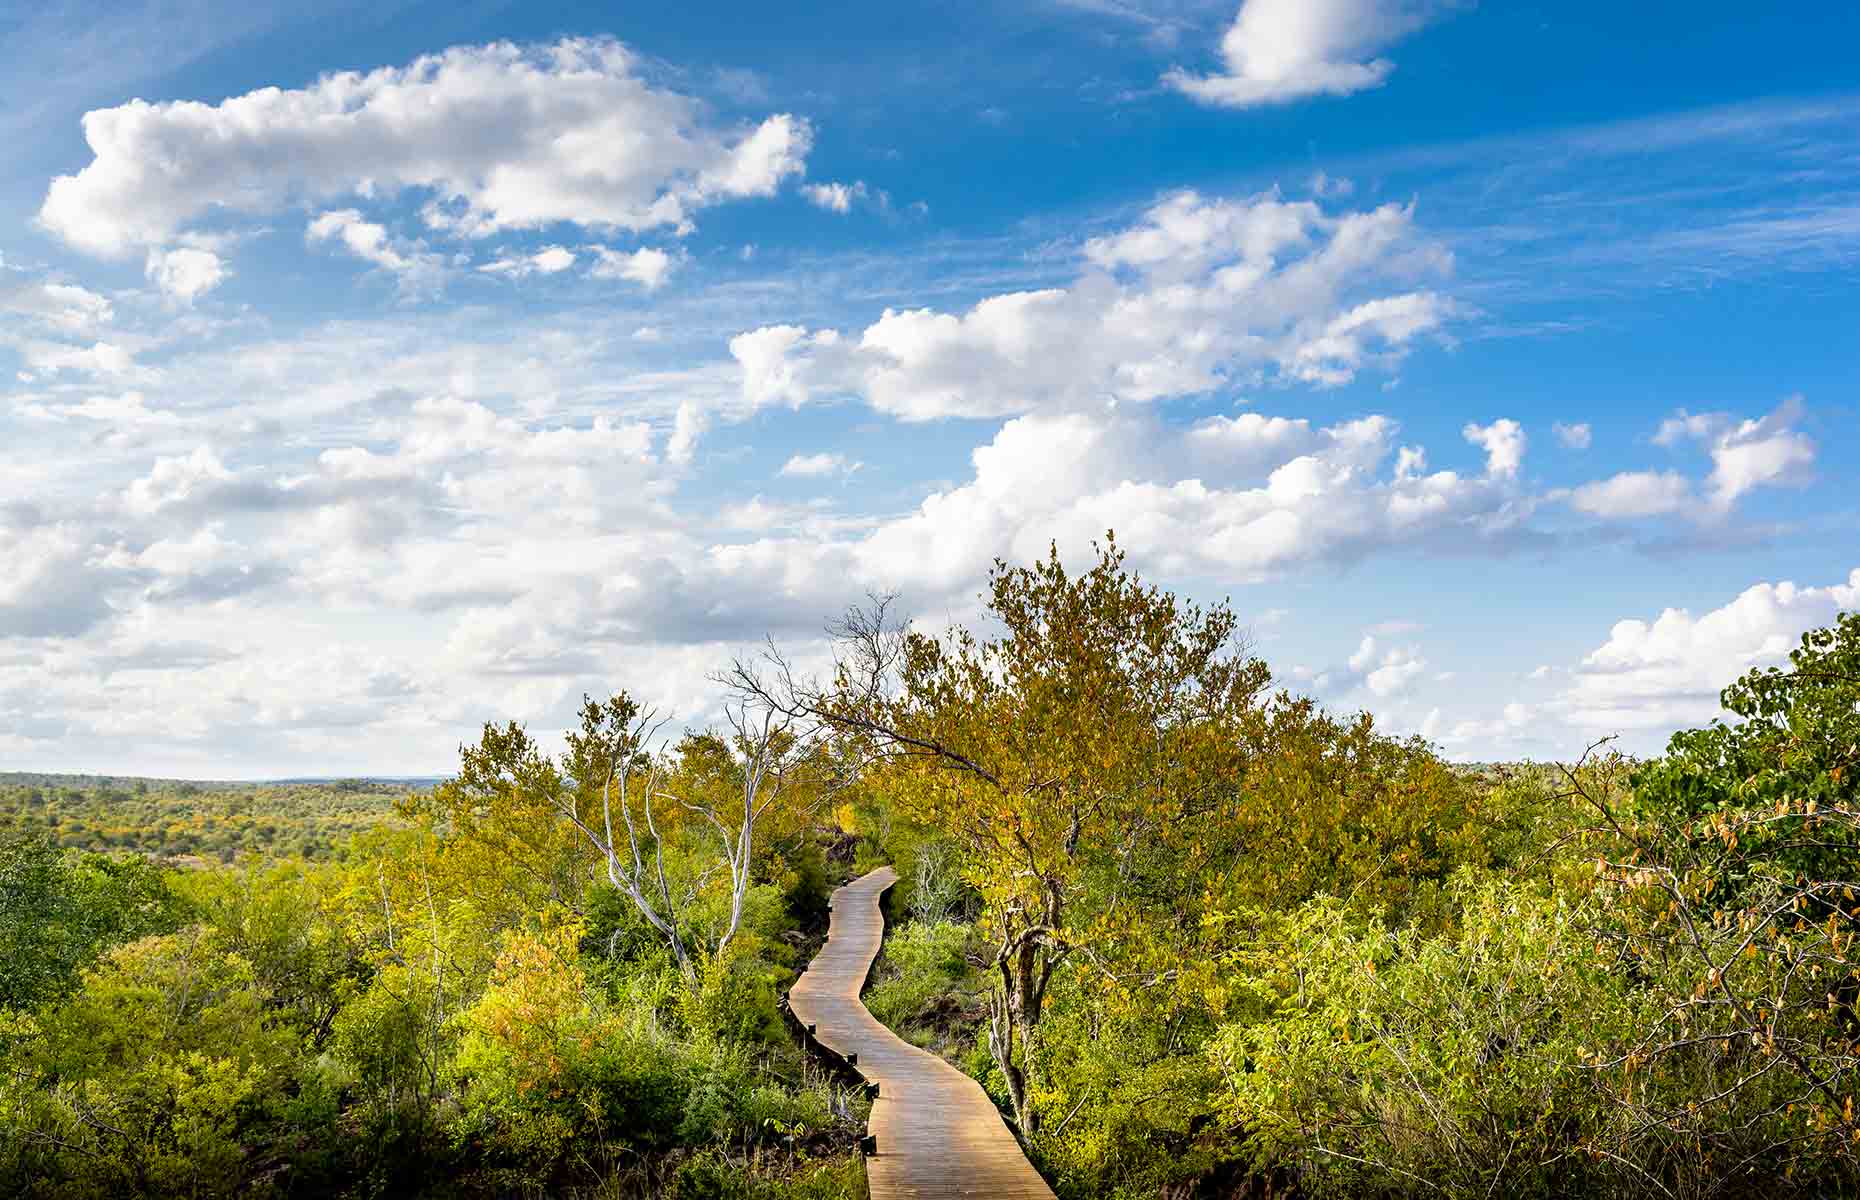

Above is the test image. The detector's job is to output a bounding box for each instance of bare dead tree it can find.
[558,677,852,985]
[661,698,820,962]
[557,699,696,977]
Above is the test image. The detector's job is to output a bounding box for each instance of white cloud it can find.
[588,245,678,289]
[121,445,233,516]
[1447,701,1534,747]
[1165,0,1452,109]
[845,407,1537,595]
[665,401,707,467]
[1559,568,1860,732]
[1,278,113,332]
[802,180,874,214]
[1461,418,1525,478]
[480,245,577,278]
[144,246,227,303]
[1309,170,1354,198]
[1567,470,1691,518]
[39,38,811,258]
[1552,420,1592,449]
[1348,634,1427,695]
[1654,397,1816,510]
[1557,401,1816,521]
[732,190,1453,421]
[306,209,445,290]
[1703,406,1816,509]
[19,340,139,378]
[30,390,181,433]
[0,518,119,637]
[780,452,861,478]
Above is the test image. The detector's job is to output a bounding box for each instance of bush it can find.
[450,926,690,1163]
[864,920,975,1029]
[678,939,787,1045]
[3,929,301,1198]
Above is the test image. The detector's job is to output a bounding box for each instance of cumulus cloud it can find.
[22,391,182,442]
[1286,629,1429,715]
[19,340,139,378]
[1654,397,1816,511]
[664,401,708,467]
[2,278,113,332]
[1563,400,1815,521]
[732,190,1453,420]
[39,38,811,258]
[1559,568,1860,732]
[1462,418,1524,478]
[1166,0,1453,109]
[10,336,1811,772]
[843,407,1538,595]
[1446,701,1534,747]
[1704,406,1816,509]
[144,246,227,303]
[121,445,234,517]
[0,519,119,637]
[1349,634,1427,695]
[1567,470,1692,518]
[588,245,678,289]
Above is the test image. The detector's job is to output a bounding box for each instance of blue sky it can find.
[1,0,1856,775]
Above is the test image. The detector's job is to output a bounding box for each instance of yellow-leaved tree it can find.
[736,535,1272,1134]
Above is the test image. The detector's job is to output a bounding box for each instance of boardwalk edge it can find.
[779,869,897,1158]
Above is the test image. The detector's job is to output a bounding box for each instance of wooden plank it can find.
[789,866,1056,1199]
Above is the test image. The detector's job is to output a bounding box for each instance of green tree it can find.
[1578,611,1860,1178]
[0,837,182,1011]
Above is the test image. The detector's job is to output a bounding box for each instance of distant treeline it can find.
[0,776,412,863]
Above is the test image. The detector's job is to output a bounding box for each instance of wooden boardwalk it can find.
[788,866,1056,1199]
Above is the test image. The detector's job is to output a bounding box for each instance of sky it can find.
[1,0,1857,777]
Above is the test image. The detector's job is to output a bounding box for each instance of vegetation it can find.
[0,775,412,863]
[3,539,1857,1197]
[0,733,871,1196]
[830,544,1860,1197]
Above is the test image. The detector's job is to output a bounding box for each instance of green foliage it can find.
[6,553,1853,1199]
[7,928,302,1197]
[0,773,409,862]
[672,1151,869,1200]
[0,814,869,1198]
[0,835,185,1011]
[843,547,1860,1198]
[1210,883,1630,1197]
[863,920,976,1030]
[678,937,789,1045]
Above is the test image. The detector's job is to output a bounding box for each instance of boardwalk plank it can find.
[789,866,1056,1199]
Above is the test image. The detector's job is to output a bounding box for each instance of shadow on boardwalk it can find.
[786,866,1056,1199]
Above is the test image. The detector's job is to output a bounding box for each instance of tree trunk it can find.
[988,986,1037,1137]
[989,934,1054,1138]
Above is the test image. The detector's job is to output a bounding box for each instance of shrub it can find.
[864,920,974,1029]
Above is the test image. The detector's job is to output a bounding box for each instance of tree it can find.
[744,536,1273,1135]
[421,690,831,985]
[0,836,182,1011]
[1573,611,1860,1177]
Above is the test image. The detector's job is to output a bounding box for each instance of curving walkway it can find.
[788,865,1055,1199]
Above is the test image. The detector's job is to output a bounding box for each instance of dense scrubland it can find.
[0,775,414,863]
[3,539,1857,1199]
